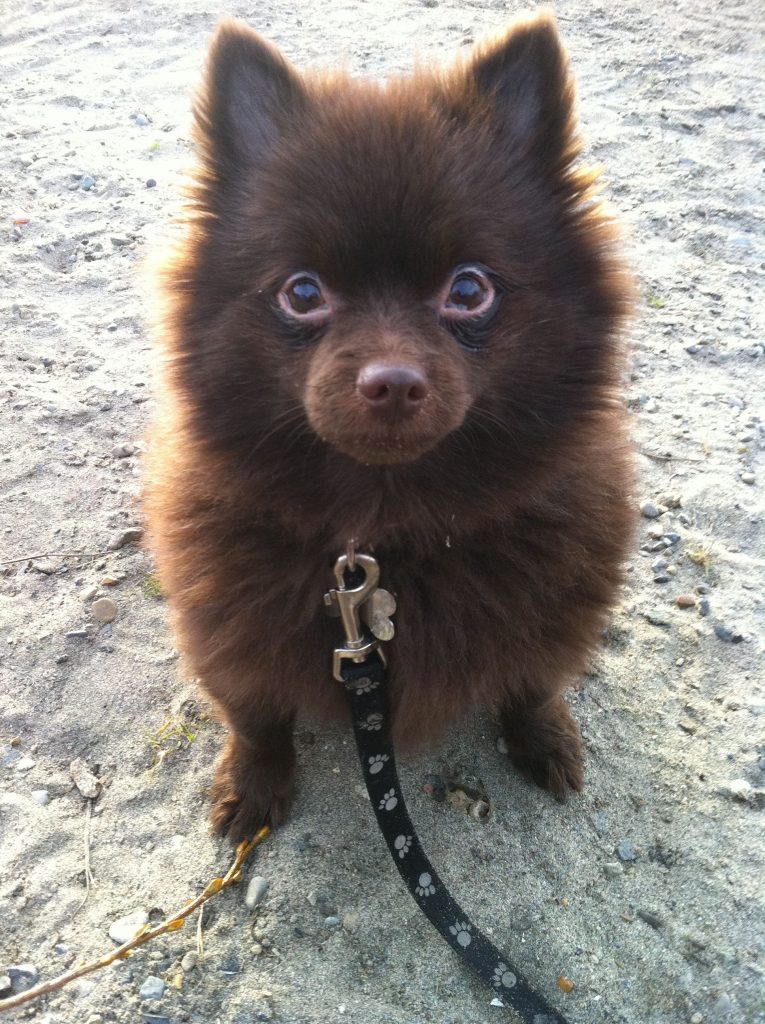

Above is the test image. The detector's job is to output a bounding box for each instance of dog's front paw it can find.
[209,739,295,842]
[501,696,584,798]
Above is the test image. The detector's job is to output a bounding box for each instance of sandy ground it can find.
[1,1,764,1023]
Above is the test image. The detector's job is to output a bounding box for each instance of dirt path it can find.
[1,1,763,1022]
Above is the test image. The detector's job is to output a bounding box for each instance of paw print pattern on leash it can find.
[449,921,473,948]
[378,789,398,811]
[367,754,389,774]
[393,834,412,858]
[492,962,517,989]
[415,872,436,897]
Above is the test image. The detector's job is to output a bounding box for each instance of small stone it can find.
[495,735,509,755]
[15,756,36,772]
[643,609,671,627]
[251,943,263,956]
[31,789,50,806]
[324,916,340,929]
[712,992,732,1016]
[640,500,661,519]
[647,525,664,540]
[714,624,744,644]
[7,964,40,993]
[697,598,710,617]
[91,597,117,623]
[604,861,623,878]
[741,472,755,485]
[616,840,637,862]
[108,909,148,945]
[651,557,668,572]
[180,951,198,972]
[219,954,240,975]
[721,779,754,803]
[79,585,99,602]
[342,912,361,934]
[139,976,165,1000]
[676,594,696,608]
[135,113,149,126]
[244,875,269,909]
[637,909,664,929]
[71,758,101,798]
[3,748,21,767]
[0,976,11,998]
[664,532,681,545]
[146,178,157,189]
[107,526,143,550]
[679,719,698,735]
[32,559,57,575]
[111,443,135,459]
[653,573,671,584]
[81,175,95,190]
[691,1014,703,1024]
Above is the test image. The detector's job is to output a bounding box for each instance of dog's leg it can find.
[208,703,297,841]
[498,692,583,797]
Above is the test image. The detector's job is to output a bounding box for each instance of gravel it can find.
[108,910,149,945]
[244,875,269,909]
[138,976,166,1000]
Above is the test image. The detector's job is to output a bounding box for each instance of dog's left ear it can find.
[469,12,575,173]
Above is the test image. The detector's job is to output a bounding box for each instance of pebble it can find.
[15,756,36,772]
[691,1014,703,1024]
[653,573,671,584]
[31,789,50,806]
[65,629,89,639]
[741,472,755,485]
[135,113,149,126]
[79,585,99,602]
[70,758,100,798]
[7,963,39,993]
[342,912,361,934]
[604,862,623,877]
[91,597,118,623]
[637,909,664,929]
[697,598,710,617]
[139,976,165,1000]
[108,909,149,945]
[219,954,240,975]
[323,916,341,929]
[640,500,661,519]
[80,175,96,190]
[643,609,671,627]
[244,875,269,909]
[651,557,668,572]
[111,443,135,459]
[107,526,144,550]
[251,943,264,956]
[146,178,157,189]
[712,992,732,1016]
[616,840,637,862]
[721,779,754,803]
[664,532,681,545]
[495,735,509,755]
[714,624,744,644]
[180,951,198,972]
[676,594,696,608]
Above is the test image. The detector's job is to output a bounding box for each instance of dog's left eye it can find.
[439,266,495,319]
[278,274,330,319]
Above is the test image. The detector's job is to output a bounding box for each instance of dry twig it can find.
[0,828,270,1013]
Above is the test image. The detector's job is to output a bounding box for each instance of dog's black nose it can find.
[356,363,429,417]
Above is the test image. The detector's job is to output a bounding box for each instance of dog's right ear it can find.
[194,20,305,169]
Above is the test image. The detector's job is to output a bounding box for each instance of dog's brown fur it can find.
[146,12,634,841]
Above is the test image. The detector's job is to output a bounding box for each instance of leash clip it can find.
[324,552,386,682]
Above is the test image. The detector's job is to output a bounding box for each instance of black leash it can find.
[325,552,570,1024]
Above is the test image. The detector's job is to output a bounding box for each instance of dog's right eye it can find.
[278,274,330,319]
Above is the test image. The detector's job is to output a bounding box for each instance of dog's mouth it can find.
[318,426,444,466]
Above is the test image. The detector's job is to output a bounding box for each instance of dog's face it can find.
[173,16,626,473]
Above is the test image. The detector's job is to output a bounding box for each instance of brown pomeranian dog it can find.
[146,12,633,842]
